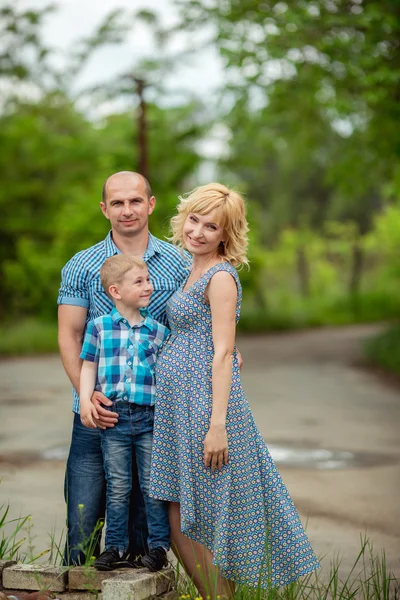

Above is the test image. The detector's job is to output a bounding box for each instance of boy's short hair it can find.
[100,254,147,300]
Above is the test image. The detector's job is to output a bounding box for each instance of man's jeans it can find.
[101,403,170,554]
[64,413,149,565]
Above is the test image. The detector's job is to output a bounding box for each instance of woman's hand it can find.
[203,424,229,472]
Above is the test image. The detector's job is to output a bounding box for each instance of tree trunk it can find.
[348,242,364,296]
[296,246,310,298]
[135,78,148,179]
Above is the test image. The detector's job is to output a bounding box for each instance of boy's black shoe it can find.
[122,554,143,569]
[141,547,168,572]
[95,548,127,571]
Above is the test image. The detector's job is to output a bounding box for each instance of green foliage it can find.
[177,0,400,311]
[0,2,54,86]
[364,325,400,376]
[0,319,58,355]
[0,496,30,560]
[0,94,206,321]
[1,0,400,361]
[3,209,400,355]
[0,93,105,318]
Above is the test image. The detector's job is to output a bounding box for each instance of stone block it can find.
[68,567,147,592]
[152,591,178,600]
[58,593,101,600]
[0,591,56,600]
[0,560,17,585]
[101,567,175,600]
[2,564,67,592]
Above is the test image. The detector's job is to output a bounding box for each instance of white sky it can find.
[19,0,225,109]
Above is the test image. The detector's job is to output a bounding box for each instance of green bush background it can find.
[1,1,399,367]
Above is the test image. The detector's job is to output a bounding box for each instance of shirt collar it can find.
[143,232,163,260]
[111,307,153,331]
[105,231,163,260]
[104,231,120,258]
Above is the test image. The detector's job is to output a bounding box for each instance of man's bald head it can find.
[102,171,152,203]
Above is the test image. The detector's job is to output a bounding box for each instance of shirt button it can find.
[129,345,133,349]
[128,361,132,366]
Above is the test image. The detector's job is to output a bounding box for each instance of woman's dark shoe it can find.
[140,547,168,572]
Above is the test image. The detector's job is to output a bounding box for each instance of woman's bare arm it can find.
[203,270,237,472]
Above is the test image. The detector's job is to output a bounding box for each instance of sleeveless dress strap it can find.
[196,262,242,318]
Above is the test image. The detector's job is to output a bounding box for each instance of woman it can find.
[149,184,319,597]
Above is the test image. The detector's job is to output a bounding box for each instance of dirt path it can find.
[0,324,399,579]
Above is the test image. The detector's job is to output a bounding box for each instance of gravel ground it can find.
[0,323,399,580]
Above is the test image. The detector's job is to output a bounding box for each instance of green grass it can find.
[1,499,398,599]
[175,536,399,599]
[0,318,58,356]
[364,325,400,375]
[0,500,30,561]
[0,497,59,564]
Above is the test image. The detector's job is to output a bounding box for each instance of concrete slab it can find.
[101,568,174,600]
[2,564,67,592]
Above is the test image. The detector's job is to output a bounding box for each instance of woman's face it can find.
[183,209,225,255]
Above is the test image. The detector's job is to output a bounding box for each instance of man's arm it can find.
[58,304,87,393]
[58,304,118,428]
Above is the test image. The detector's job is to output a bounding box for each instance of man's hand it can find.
[91,391,119,430]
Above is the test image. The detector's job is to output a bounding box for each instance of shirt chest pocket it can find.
[151,277,177,293]
[137,340,160,367]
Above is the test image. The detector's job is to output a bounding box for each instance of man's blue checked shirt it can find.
[80,308,169,406]
[57,231,190,412]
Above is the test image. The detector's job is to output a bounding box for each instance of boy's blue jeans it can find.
[64,413,149,565]
[101,402,170,554]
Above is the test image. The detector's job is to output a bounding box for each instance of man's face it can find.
[100,175,156,237]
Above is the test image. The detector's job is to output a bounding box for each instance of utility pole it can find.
[134,77,148,179]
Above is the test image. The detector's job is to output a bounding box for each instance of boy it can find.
[79,254,170,572]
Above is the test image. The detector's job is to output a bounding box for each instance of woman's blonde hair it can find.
[170,183,249,268]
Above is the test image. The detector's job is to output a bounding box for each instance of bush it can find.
[364,325,400,375]
[0,319,58,356]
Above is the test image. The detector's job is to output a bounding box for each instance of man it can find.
[58,171,190,565]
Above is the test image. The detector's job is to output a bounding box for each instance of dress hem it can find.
[149,491,320,590]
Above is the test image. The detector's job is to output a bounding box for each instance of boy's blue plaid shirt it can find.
[80,308,170,406]
[57,231,190,412]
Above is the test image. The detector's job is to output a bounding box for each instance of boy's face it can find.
[114,266,153,309]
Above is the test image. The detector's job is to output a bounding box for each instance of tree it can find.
[0,2,54,85]
[177,0,400,295]
[0,93,105,317]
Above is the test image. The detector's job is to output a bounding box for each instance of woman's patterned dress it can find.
[149,262,319,588]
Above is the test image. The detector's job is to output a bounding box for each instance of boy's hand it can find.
[91,391,119,430]
[80,401,99,429]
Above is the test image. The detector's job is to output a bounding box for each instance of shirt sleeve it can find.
[80,320,100,362]
[57,254,89,308]
[158,323,170,348]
